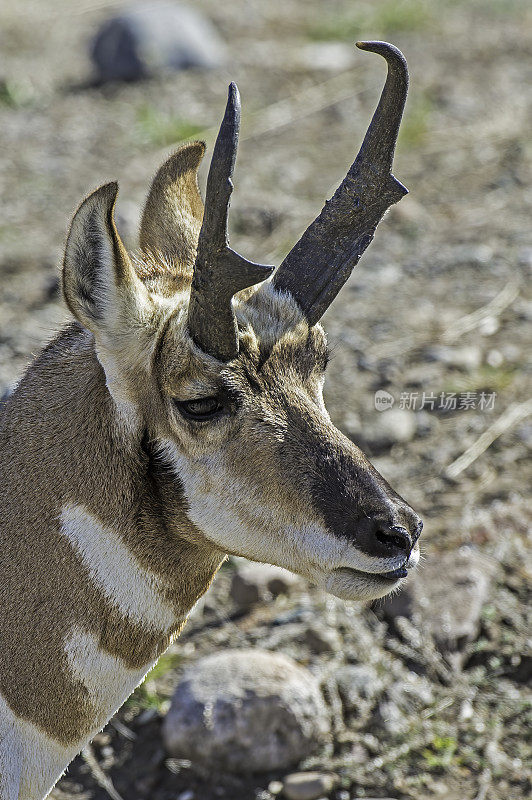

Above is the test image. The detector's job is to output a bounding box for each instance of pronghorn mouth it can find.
[380,565,409,580]
[332,542,420,586]
[325,562,410,601]
[336,564,408,582]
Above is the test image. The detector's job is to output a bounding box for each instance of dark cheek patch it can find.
[279,402,395,551]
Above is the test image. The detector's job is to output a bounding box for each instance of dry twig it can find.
[474,767,492,800]
[441,278,520,343]
[445,399,532,479]
[369,277,520,360]
[81,745,124,800]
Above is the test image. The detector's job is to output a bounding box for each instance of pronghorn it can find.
[0,41,422,799]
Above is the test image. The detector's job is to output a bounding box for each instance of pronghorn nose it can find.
[412,518,423,544]
[374,524,413,556]
[355,512,421,560]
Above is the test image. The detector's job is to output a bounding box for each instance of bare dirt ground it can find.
[0,1,531,799]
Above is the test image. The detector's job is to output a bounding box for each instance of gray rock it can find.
[377,586,413,623]
[162,649,330,771]
[232,206,283,238]
[230,565,261,607]
[500,343,523,363]
[304,624,341,654]
[379,548,494,653]
[230,561,302,609]
[388,671,434,710]
[415,409,440,438]
[342,411,362,438]
[335,664,384,715]
[516,421,532,448]
[413,548,494,651]
[362,408,417,451]
[282,772,337,800]
[90,2,225,83]
[388,196,429,229]
[113,199,141,250]
[517,246,532,270]
[376,699,409,735]
[346,743,368,765]
[267,568,303,597]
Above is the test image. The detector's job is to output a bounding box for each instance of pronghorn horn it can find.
[272,41,409,324]
[188,83,274,361]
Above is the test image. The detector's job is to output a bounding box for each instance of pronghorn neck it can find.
[0,323,223,799]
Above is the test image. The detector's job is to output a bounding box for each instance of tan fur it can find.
[0,327,222,745]
[0,141,420,799]
[139,140,205,281]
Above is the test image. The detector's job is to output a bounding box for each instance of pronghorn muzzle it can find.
[282,403,422,576]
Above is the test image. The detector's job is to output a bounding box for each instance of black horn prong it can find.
[201,81,240,246]
[354,41,409,178]
[188,83,274,362]
[272,41,409,325]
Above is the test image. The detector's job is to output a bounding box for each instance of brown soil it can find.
[1,1,530,799]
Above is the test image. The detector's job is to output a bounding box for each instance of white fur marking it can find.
[95,344,141,425]
[0,627,158,800]
[407,547,420,569]
[64,627,156,732]
[60,504,177,631]
[0,691,70,800]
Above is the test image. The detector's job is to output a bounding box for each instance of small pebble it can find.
[177,791,194,800]
[282,771,337,800]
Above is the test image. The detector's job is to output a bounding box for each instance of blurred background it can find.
[0,1,530,799]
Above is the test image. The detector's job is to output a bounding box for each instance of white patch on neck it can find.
[0,691,70,800]
[64,627,156,732]
[0,628,158,800]
[60,504,177,631]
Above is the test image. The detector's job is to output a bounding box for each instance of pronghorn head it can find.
[63,42,422,603]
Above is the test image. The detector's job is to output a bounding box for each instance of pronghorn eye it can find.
[174,396,224,421]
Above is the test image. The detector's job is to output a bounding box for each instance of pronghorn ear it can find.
[63,182,142,334]
[139,140,205,270]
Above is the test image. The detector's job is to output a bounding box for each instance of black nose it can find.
[412,519,423,544]
[374,524,412,556]
[355,516,418,560]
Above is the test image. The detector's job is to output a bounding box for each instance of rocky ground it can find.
[0,1,530,799]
